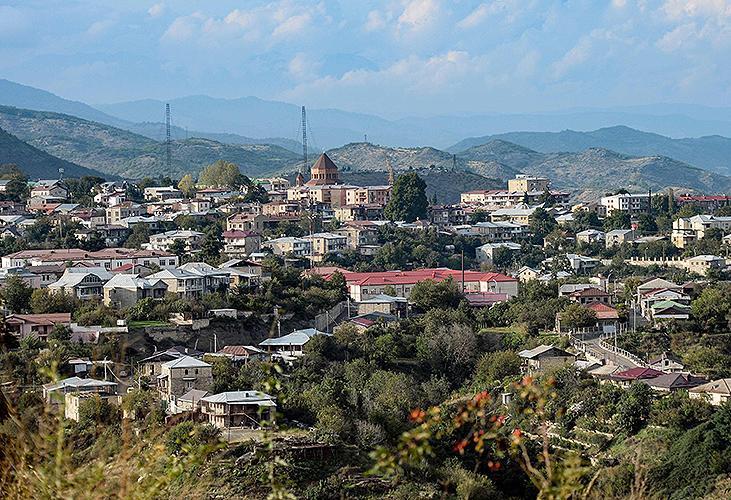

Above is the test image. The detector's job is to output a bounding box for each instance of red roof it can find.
[342,268,516,287]
[613,367,663,380]
[464,292,509,306]
[586,302,620,320]
[6,313,71,326]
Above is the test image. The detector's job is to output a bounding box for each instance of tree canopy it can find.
[384,172,428,223]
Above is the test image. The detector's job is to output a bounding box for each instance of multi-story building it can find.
[1,248,179,270]
[490,207,536,224]
[200,391,276,429]
[302,232,347,261]
[30,180,68,199]
[6,313,71,340]
[103,274,168,308]
[344,185,392,206]
[222,230,261,257]
[144,230,205,252]
[600,193,650,215]
[335,221,380,251]
[106,202,144,224]
[265,237,312,258]
[257,177,291,192]
[672,215,731,248]
[675,195,731,212]
[146,264,229,299]
[48,267,113,300]
[157,355,213,406]
[508,174,550,193]
[326,268,519,302]
[143,186,183,201]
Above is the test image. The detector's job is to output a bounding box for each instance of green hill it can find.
[0,105,301,179]
[0,126,110,180]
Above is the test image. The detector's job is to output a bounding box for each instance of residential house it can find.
[490,206,536,224]
[209,345,268,364]
[144,230,205,252]
[335,221,379,253]
[157,355,213,407]
[302,232,347,261]
[200,391,276,429]
[47,267,112,300]
[176,389,209,412]
[567,287,611,305]
[518,345,576,374]
[30,180,68,199]
[259,328,330,358]
[690,379,731,406]
[139,346,204,378]
[605,229,638,248]
[106,202,144,224]
[648,352,685,373]
[143,186,182,201]
[42,376,117,403]
[6,312,71,340]
[609,367,664,388]
[219,259,265,288]
[672,215,731,248]
[103,274,168,308]
[222,230,261,257]
[265,236,312,258]
[356,294,409,317]
[475,242,522,265]
[576,229,605,244]
[146,264,228,299]
[65,392,122,421]
[641,373,705,393]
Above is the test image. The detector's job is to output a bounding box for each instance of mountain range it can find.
[0,127,109,180]
[1,78,731,198]
[449,126,731,176]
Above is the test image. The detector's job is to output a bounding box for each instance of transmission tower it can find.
[165,103,171,171]
[301,106,308,175]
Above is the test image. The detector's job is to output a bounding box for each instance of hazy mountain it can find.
[0,105,300,179]
[332,140,731,198]
[449,126,731,176]
[100,95,731,149]
[0,79,307,153]
[0,79,127,128]
[0,126,110,180]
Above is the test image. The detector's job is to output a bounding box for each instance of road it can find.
[573,331,643,370]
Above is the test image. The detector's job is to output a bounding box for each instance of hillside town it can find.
[3,148,731,497]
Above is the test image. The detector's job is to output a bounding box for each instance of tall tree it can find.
[177,174,196,198]
[384,172,428,222]
[1,276,33,313]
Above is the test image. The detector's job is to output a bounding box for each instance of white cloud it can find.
[288,52,321,80]
[458,3,490,29]
[397,0,440,34]
[272,13,312,38]
[365,10,386,31]
[86,20,113,37]
[148,3,165,18]
[162,13,205,42]
[656,21,699,50]
[551,37,592,79]
[662,0,731,20]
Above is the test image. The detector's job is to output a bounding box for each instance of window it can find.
[184,369,188,375]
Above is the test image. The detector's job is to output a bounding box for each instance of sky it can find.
[0,0,730,117]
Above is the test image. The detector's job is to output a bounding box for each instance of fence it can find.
[314,301,348,332]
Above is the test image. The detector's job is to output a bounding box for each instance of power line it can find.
[165,103,171,171]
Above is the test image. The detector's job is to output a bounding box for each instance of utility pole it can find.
[301,106,307,175]
[461,249,465,293]
[165,103,171,172]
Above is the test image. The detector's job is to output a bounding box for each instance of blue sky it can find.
[1,0,729,117]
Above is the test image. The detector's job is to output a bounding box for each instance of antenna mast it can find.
[165,103,171,171]
[301,106,307,174]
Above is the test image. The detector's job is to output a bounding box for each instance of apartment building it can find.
[1,248,179,270]
[265,237,312,257]
[302,232,347,261]
[144,230,205,252]
[600,193,650,215]
[106,202,144,224]
[143,186,182,201]
[672,215,731,248]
